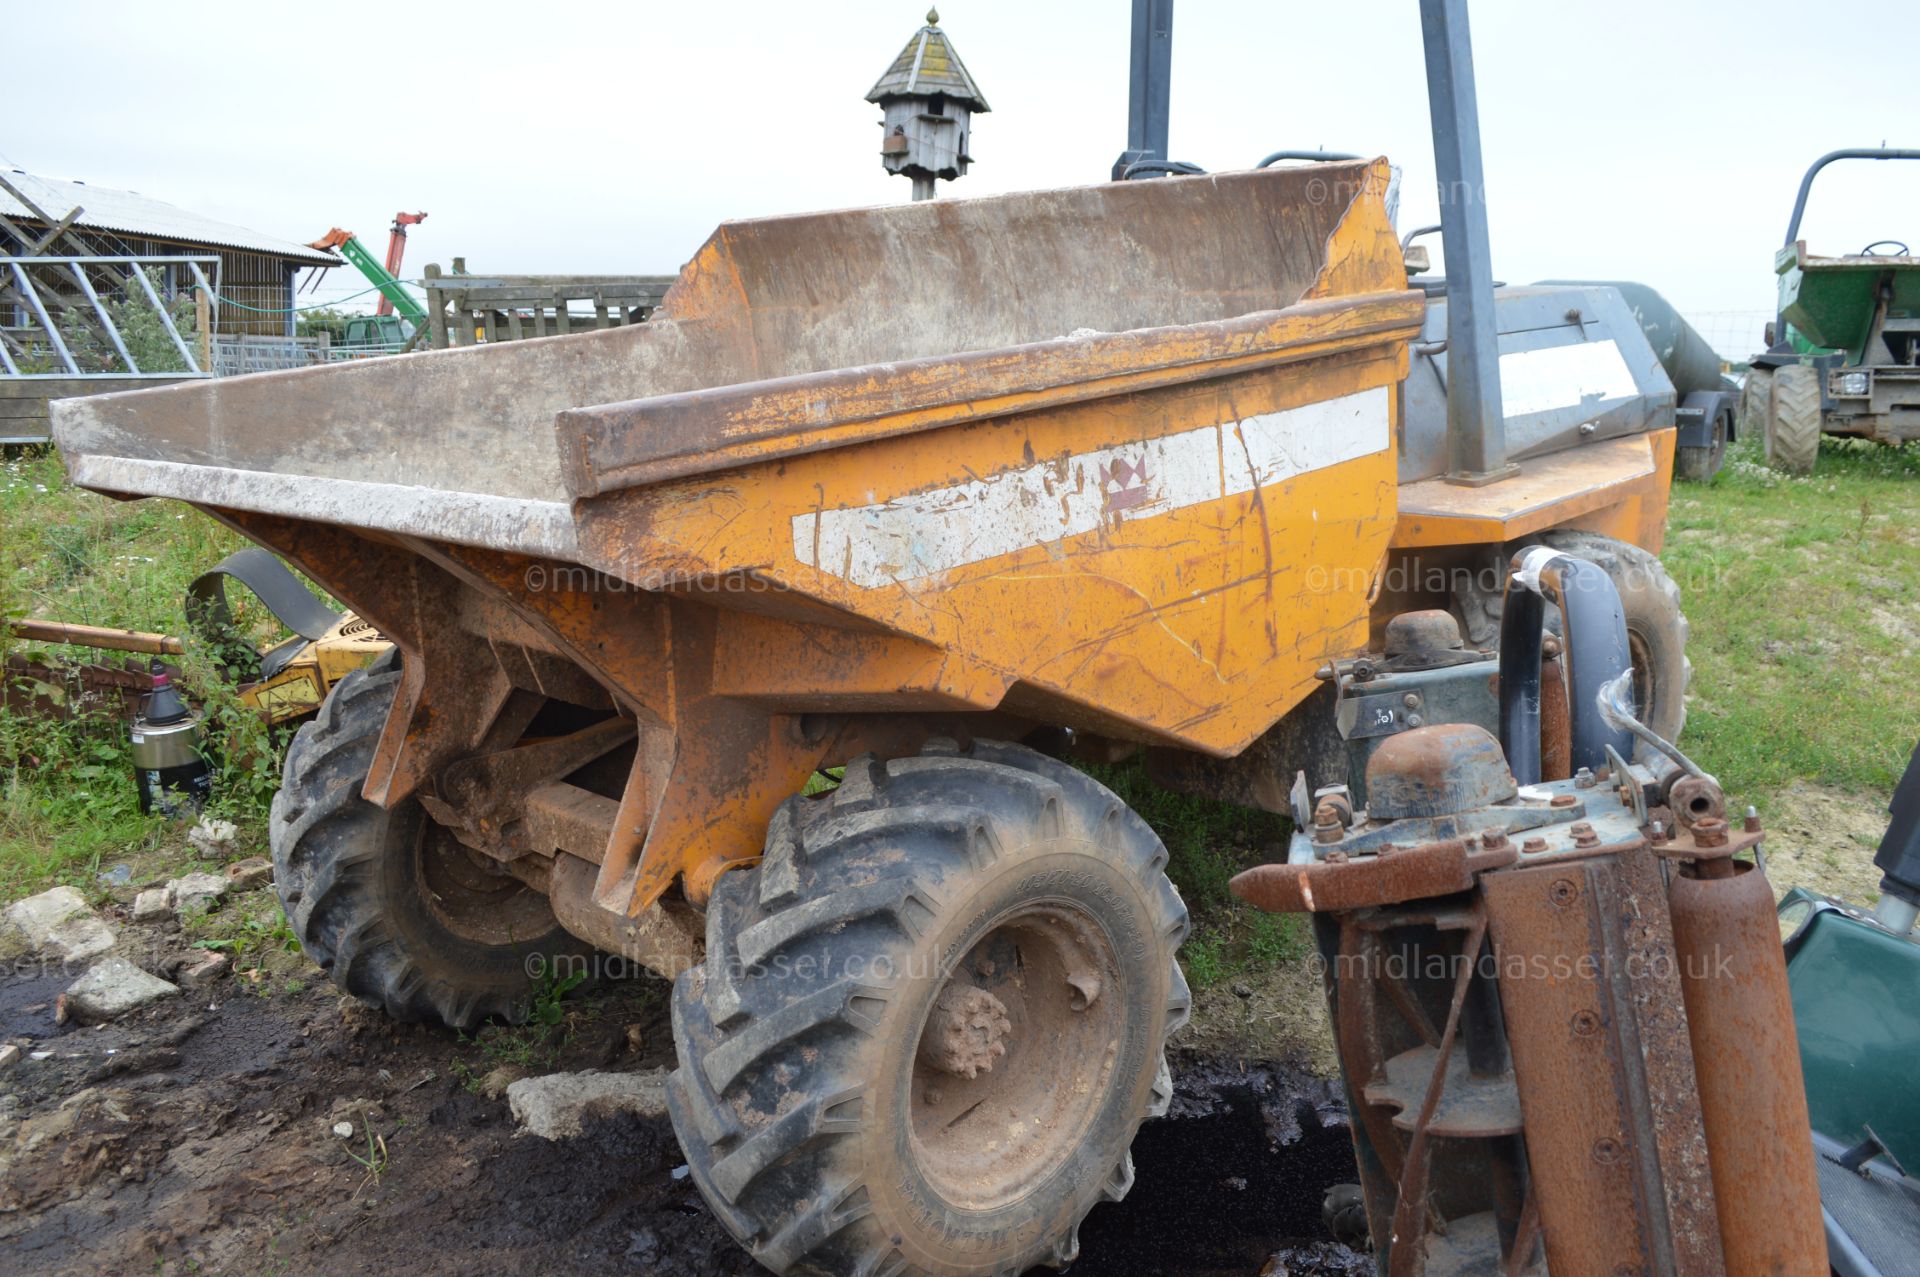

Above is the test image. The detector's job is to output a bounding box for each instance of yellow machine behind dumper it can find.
[47,9,1827,1273]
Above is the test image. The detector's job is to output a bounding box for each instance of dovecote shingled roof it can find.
[866,9,990,112]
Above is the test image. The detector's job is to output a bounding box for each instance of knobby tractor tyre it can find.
[667,739,1191,1276]
[1535,529,1691,745]
[1738,367,1773,442]
[1765,363,1822,475]
[1672,404,1727,483]
[269,654,587,1031]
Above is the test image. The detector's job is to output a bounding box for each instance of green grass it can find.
[2,447,279,897]
[1661,435,1920,804]
[1079,754,1308,989]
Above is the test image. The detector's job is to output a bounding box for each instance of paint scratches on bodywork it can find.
[791,386,1389,588]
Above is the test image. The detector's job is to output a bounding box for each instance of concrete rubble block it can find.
[177,950,231,988]
[166,872,230,916]
[223,857,273,891]
[63,957,180,1025]
[3,885,118,964]
[505,1069,671,1140]
[130,889,172,923]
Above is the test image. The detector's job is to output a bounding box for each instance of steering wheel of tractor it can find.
[1860,240,1910,256]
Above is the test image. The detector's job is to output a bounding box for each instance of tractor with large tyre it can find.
[1746,148,1920,474]
[49,6,1831,1271]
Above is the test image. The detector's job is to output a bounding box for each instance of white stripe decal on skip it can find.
[792,385,1390,588]
[1498,339,1637,418]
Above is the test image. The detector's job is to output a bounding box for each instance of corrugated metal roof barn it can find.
[1,170,339,337]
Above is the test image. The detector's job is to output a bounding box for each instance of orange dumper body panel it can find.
[51,159,1670,908]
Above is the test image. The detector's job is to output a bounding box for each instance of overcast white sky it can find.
[10,0,1917,356]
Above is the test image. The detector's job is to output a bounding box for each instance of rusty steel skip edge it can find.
[1669,859,1827,1273]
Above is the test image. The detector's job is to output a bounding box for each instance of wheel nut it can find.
[1522,836,1547,854]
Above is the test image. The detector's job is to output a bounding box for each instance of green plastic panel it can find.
[1776,247,1920,361]
[1781,888,1920,1169]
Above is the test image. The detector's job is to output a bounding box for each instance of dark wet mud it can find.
[0,971,1368,1277]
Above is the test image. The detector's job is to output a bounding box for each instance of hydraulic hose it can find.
[1497,546,1635,784]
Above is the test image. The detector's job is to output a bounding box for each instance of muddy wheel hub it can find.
[415,822,551,946]
[918,985,1014,1078]
[909,903,1123,1210]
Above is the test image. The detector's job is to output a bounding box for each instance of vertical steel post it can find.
[1112,0,1173,180]
[1418,0,1515,484]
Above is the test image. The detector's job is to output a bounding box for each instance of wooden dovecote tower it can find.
[868,9,990,200]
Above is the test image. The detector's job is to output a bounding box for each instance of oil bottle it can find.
[131,660,211,815]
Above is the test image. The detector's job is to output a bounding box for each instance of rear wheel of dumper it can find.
[666,739,1190,1276]
[1765,363,1822,474]
[270,653,587,1031]
[1534,530,1690,744]
[1452,531,1689,745]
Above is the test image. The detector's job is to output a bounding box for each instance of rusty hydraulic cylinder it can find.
[1668,859,1827,1275]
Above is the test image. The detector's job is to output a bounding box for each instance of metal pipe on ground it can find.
[1668,859,1827,1274]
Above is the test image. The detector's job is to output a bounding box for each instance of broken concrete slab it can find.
[223,857,273,892]
[176,950,230,988]
[166,873,229,916]
[130,889,172,924]
[3,886,118,964]
[506,1069,670,1140]
[64,958,180,1025]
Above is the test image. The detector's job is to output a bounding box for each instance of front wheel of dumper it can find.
[666,739,1191,1276]
[269,652,588,1031]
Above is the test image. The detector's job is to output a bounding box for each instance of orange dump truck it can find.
[54,159,1788,1276]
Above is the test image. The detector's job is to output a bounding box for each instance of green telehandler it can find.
[307,212,429,352]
